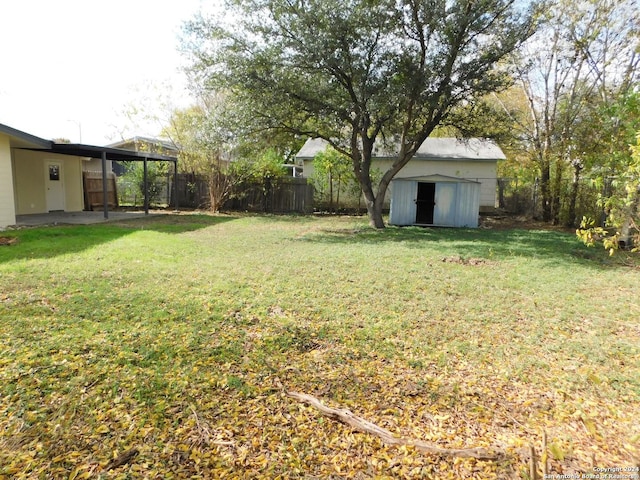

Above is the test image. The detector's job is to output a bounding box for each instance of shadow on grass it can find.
[0,214,237,263]
[299,225,624,268]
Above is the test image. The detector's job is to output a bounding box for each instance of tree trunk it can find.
[328,171,334,213]
[551,160,563,225]
[540,158,552,222]
[364,196,385,229]
[619,185,640,249]
[599,176,613,227]
[566,161,583,227]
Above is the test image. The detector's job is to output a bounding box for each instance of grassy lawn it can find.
[1,214,638,479]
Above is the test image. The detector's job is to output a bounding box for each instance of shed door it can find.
[433,183,457,226]
[389,180,418,226]
[45,162,65,211]
[415,182,435,224]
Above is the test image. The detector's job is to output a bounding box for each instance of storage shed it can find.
[389,175,481,227]
[296,137,505,213]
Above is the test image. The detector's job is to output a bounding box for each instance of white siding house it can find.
[0,123,178,229]
[296,137,505,216]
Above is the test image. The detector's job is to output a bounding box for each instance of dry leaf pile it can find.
[1,308,638,479]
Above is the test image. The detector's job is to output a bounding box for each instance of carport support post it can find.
[101,151,109,220]
[174,160,179,211]
[143,157,149,215]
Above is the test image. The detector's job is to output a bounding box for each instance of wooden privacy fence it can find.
[226,178,314,214]
[172,174,211,209]
[83,171,118,210]
[171,174,314,214]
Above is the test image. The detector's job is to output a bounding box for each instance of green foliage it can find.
[183,0,537,227]
[576,216,617,255]
[120,161,169,205]
[577,130,640,253]
[512,0,639,225]
[251,149,287,183]
[311,146,354,211]
[225,150,288,207]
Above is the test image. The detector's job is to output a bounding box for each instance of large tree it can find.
[183,0,538,227]
[513,0,639,224]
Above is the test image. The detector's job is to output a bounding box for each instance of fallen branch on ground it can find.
[104,447,139,471]
[288,391,501,460]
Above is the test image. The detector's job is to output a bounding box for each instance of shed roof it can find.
[392,174,481,184]
[296,137,505,161]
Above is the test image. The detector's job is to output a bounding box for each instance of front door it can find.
[415,182,435,224]
[45,162,65,211]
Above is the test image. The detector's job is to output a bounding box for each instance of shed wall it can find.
[455,182,481,227]
[433,183,457,226]
[389,179,480,227]
[388,159,495,208]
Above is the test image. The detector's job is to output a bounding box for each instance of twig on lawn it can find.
[288,391,502,460]
[542,430,548,476]
[104,447,139,471]
[529,444,538,480]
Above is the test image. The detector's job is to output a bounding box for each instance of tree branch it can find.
[288,391,502,461]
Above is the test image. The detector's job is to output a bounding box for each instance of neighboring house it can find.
[0,123,177,229]
[296,137,506,220]
[105,137,179,175]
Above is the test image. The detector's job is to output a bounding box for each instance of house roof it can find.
[0,123,52,149]
[106,136,179,154]
[0,123,177,162]
[296,137,506,161]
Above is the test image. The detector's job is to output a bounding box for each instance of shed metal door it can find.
[389,180,417,226]
[433,183,457,226]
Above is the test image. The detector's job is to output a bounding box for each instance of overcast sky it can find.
[0,0,212,145]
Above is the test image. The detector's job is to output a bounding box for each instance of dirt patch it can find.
[441,255,490,266]
[0,236,18,246]
[480,214,575,232]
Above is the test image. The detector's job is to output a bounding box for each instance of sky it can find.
[0,0,214,145]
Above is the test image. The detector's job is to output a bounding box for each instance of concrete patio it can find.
[14,211,164,227]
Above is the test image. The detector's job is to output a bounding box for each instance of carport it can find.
[16,142,178,221]
[1,123,178,229]
[47,143,178,219]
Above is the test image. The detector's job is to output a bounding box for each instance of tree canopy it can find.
[183,0,538,227]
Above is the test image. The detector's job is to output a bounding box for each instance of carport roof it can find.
[0,123,177,162]
[48,142,177,162]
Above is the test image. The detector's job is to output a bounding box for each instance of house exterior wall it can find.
[12,149,84,215]
[0,134,17,228]
[83,157,112,173]
[303,158,497,210]
[385,159,496,209]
